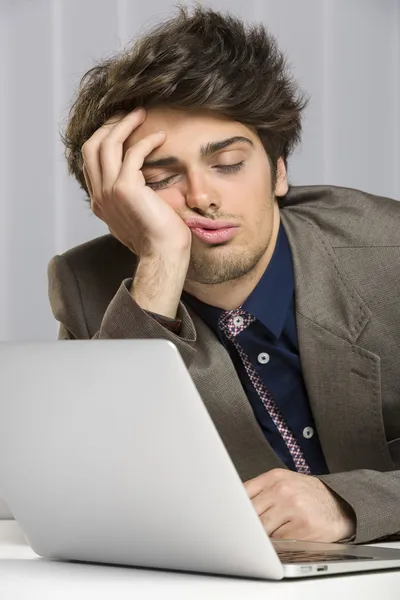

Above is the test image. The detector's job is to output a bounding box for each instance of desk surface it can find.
[2,520,400,600]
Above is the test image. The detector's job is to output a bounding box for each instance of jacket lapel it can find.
[280,210,394,473]
[183,307,285,481]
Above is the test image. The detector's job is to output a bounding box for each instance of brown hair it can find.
[63,4,308,198]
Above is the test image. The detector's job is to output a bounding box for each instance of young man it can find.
[48,6,400,545]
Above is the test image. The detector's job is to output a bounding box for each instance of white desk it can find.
[2,520,400,600]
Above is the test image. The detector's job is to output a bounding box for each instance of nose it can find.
[185,169,220,213]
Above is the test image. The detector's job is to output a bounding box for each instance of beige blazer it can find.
[48,185,400,544]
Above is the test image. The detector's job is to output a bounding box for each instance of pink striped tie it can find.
[219,307,311,475]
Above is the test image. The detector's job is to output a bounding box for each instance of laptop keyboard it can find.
[277,550,372,564]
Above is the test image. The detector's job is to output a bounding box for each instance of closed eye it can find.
[214,161,245,174]
[145,161,245,190]
[146,174,179,190]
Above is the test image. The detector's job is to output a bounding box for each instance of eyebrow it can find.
[142,136,254,169]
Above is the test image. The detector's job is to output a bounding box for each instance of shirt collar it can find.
[182,222,294,341]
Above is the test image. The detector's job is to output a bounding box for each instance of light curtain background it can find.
[0,0,399,341]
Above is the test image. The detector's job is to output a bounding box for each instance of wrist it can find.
[318,478,356,541]
[338,500,356,539]
[138,251,189,277]
[332,493,356,541]
[130,254,188,319]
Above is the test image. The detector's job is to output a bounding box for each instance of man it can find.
[48,6,400,545]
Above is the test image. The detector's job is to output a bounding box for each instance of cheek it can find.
[156,189,184,212]
[235,177,270,212]
[235,166,271,198]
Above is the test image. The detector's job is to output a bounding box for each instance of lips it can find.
[185,218,236,230]
[190,226,239,244]
[184,217,239,244]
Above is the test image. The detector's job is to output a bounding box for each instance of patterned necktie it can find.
[219,307,311,475]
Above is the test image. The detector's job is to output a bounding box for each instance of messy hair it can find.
[63,5,308,198]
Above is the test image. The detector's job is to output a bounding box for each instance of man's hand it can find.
[244,469,356,542]
[81,107,192,259]
[81,108,191,319]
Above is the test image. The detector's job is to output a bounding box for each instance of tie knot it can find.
[219,307,255,339]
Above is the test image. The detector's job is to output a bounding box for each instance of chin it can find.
[188,249,265,285]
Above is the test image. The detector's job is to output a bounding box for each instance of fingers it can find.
[98,109,148,194]
[82,163,93,198]
[81,108,146,204]
[250,491,274,516]
[117,131,167,182]
[244,478,264,500]
[268,519,294,540]
[258,504,291,538]
[83,163,103,220]
[81,116,123,201]
[244,469,287,500]
[244,470,299,539]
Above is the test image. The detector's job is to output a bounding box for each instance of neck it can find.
[184,206,281,310]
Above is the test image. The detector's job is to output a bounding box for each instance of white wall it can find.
[0,1,9,341]
[1,0,399,341]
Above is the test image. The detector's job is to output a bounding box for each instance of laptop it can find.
[0,497,12,520]
[0,340,399,580]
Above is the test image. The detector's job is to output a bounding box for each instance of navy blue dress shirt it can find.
[183,224,329,476]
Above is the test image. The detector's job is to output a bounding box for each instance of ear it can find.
[274,157,289,197]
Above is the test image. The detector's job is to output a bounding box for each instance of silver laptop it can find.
[0,497,12,520]
[0,340,399,580]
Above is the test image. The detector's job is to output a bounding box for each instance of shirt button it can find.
[257,352,270,364]
[233,316,244,327]
[303,427,314,440]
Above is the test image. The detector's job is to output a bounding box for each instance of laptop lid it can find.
[0,340,283,579]
[0,497,13,519]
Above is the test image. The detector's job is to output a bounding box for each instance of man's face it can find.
[125,108,288,286]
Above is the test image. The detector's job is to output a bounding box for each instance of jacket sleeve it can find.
[318,470,400,544]
[48,254,194,344]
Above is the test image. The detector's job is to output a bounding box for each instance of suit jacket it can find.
[48,185,400,544]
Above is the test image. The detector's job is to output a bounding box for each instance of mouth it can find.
[190,226,239,244]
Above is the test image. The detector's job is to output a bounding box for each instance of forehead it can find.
[125,108,259,155]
